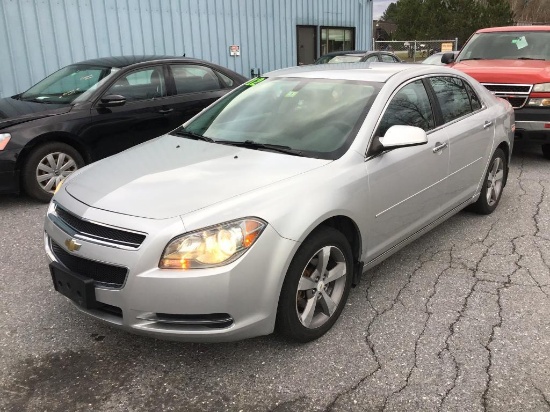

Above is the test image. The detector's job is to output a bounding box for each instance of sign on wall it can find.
[230,45,241,56]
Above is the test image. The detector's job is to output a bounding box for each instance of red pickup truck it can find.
[442,26,550,159]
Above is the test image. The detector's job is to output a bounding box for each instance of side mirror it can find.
[441,52,456,64]
[99,94,126,107]
[380,125,428,150]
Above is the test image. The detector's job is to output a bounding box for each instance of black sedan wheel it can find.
[22,142,84,202]
[276,226,353,342]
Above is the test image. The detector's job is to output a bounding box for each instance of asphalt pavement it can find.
[1,143,549,412]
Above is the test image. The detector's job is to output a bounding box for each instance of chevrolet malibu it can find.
[44,63,514,342]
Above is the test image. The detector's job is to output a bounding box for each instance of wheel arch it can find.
[16,132,91,172]
[296,214,364,285]
[496,141,510,187]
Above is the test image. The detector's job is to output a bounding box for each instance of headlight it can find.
[533,83,550,92]
[527,98,550,107]
[0,133,11,150]
[159,218,266,269]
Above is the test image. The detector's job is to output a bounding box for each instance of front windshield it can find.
[180,77,380,159]
[457,31,550,61]
[20,65,116,104]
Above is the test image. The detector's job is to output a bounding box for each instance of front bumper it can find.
[514,108,550,143]
[44,196,298,342]
[0,149,19,194]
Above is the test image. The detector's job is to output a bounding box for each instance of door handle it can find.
[158,108,174,114]
[432,142,448,153]
[483,120,493,129]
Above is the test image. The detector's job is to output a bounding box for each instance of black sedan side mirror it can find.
[99,95,126,107]
[441,52,456,64]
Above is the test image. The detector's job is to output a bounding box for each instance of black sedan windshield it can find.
[20,65,116,104]
[181,77,380,159]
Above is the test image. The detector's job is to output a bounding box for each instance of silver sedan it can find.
[44,63,514,342]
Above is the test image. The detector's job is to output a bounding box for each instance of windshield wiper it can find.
[517,57,545,60]
[171,129,215,143]
[459,57,484,61]
[218,140,304,157]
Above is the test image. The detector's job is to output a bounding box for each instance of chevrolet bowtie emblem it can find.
[65,238,82,252]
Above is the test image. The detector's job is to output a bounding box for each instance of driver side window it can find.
[105,67,166,102]
[377,80,435,137]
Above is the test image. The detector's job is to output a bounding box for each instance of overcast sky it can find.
[373,0,393,19]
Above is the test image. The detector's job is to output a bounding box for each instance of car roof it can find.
[265,62,450,83]
[477,25,550,33]
[70,55,190,68]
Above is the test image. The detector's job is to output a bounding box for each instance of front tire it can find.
[22,142,84,202]
[276,226,353,342]
[469,148,506,215]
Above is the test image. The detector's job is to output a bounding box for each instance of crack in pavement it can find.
[324,247,445,411]
[437,218,501,410]
[382,249,452,411]
[533,384,550,410]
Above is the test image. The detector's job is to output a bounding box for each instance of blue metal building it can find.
[0,0,373,98]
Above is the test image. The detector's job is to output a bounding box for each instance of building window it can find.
[320,27,355,55]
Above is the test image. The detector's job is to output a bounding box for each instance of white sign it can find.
[230,45,240,56]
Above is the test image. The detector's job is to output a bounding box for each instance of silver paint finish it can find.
[45,64,514,341]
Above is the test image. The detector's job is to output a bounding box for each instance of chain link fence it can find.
[373,39,459,62]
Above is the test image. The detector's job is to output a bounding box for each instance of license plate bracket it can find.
[50,262,97,309]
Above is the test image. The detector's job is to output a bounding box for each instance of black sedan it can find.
[0,56,247,201]
[314,50,402,64]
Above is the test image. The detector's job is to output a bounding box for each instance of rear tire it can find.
[469,148,506,215]
[276,226,353,342]
[22,142,84,202]
[542,144,550,160]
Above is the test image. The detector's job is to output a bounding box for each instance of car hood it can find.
[0,96,71,129]
[65,135,332,219]
[451,59,550,84]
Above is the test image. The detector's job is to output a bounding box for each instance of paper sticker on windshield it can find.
[285,91,298,98]
[512,36,528,50]
[245,77,266,86]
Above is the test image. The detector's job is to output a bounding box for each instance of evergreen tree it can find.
[384,0,517,43]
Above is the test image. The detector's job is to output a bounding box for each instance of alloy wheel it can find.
[486,156,504,206]
[295,245,347,329]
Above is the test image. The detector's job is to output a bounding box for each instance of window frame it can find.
[374,79,437,136]
[423,75,487,128]
[166,63,226,96]
[320,26,356,56]
[97,64,168,105]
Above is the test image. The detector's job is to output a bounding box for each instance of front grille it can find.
[55,205,146,248]
[481,83,532,109]
[482,84,531,93]
[51,240,128,288]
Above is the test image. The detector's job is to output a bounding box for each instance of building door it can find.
[297,25,317,65]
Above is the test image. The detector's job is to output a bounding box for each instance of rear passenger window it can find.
[464,81,482,111]
[429,77,472,123]
[377,80,435,136]
[170,65,223,94]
